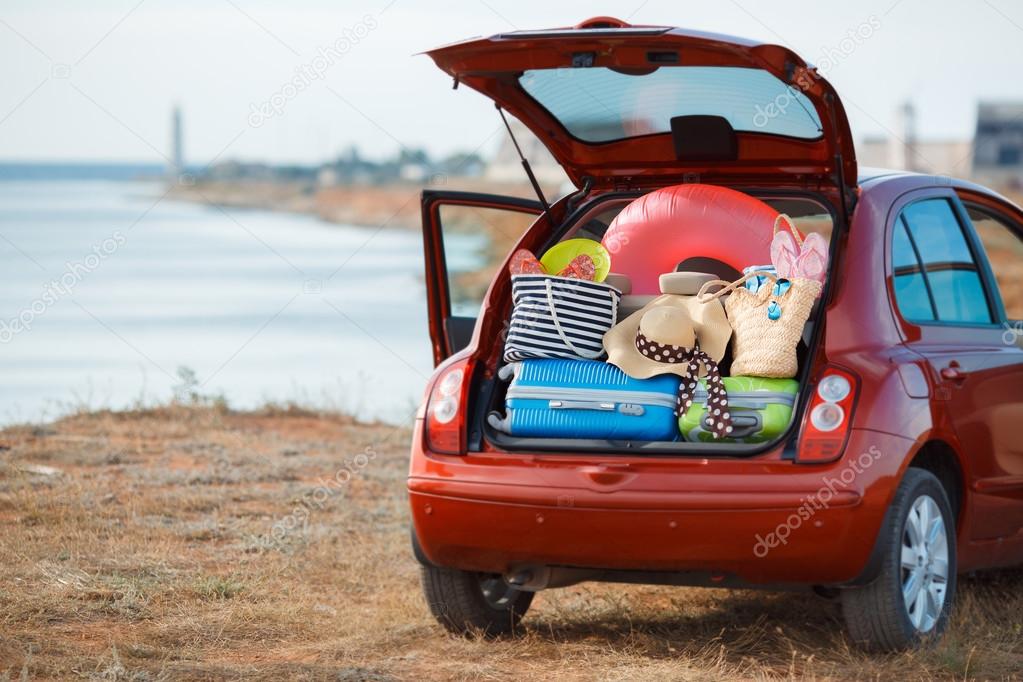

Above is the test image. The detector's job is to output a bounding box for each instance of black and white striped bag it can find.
[504,274,622,362]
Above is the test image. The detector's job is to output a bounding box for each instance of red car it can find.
[408,18,1023,650]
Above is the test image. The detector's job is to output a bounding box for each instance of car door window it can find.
[964,205,1023,322]
[891,218,936,321]
[421,192,542,365]
[898,198,993,325]
[438,204,537,316]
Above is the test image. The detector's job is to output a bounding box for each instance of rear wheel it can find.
[420,564,533,637]
[842,468,956,651]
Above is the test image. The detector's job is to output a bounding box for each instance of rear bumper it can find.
[408,427,910,585]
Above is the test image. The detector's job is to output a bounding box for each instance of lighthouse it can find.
[170,105,184,178]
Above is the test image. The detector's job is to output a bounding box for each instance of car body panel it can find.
[410,425,913,583]
[851,174,1023,566]
[878,185,1023,544]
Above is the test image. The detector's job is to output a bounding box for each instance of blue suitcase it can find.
[487,358,681,440]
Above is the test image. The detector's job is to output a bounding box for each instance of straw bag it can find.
[697,271,821,379]
[504,274,621,362]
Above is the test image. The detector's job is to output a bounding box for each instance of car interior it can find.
[477,191,837,455]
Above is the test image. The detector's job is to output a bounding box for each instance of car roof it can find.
[857,166,912,184]
[857,168,1022,214]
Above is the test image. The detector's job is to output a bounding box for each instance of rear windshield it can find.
[519,66,823,143]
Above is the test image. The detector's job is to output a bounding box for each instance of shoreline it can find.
[166,178,551,231]
[167,177,557,302]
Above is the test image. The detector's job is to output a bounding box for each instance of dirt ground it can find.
[1,406,1022,681]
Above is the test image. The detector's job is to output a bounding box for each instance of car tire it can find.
[420,564,534,637]
[841,468,957,651]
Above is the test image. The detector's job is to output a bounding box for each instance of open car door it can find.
[422,190,543,365]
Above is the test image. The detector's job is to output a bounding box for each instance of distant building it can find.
[317,166,339,187]
[437,152,485,178]
[972,101,1023,189]
[399,162,428,182]
[857,100,972,179]
[485,120,567,187]
[206,161,285,182]
[317,145,378,186]
[397,148,430,183]
[858,136,972,178]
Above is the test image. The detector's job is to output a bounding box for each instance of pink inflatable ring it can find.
[602,184,781,294]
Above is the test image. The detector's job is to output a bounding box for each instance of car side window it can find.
[437,204,537,317]
[964,204,1023,322]
[896,198,993,325]
[891,218,936,321]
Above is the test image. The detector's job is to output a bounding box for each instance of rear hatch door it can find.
[426,17,857,201]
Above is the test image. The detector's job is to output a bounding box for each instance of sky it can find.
[1,0,1021,167]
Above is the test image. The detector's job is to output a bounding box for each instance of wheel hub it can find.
[900,494,949,633]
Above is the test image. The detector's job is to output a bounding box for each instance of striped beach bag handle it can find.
[545,278,610,360]
[504,274,621,362]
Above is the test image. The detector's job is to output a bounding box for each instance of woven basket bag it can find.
[697,271,822,378]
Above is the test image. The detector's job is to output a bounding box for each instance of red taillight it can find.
[424,359,471,455]
[796,367,858,463]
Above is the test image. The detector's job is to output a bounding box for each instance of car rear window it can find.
[519,66,824,143]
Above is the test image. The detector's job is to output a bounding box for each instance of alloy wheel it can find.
[900,494,950,633]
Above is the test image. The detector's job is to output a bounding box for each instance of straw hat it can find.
[602,292,730,380]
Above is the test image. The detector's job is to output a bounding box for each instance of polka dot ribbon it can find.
[634,333,733,439]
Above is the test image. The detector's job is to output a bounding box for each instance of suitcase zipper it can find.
[506,385,678,411]
[692,389,797,409]
[547,400,647,416]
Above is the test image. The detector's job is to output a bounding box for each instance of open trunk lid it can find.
[426,17,857,203]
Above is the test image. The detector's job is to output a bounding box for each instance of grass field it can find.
[2,406,1022,681]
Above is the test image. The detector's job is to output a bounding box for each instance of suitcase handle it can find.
[549,400,645,416]
[703,412,761,439]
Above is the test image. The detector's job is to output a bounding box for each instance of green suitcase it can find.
[679,376,799,443]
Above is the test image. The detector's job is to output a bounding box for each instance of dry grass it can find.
[1,406,1022,681]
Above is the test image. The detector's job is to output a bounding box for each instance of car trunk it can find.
[422,18,857,456]
[468,189,836,457]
